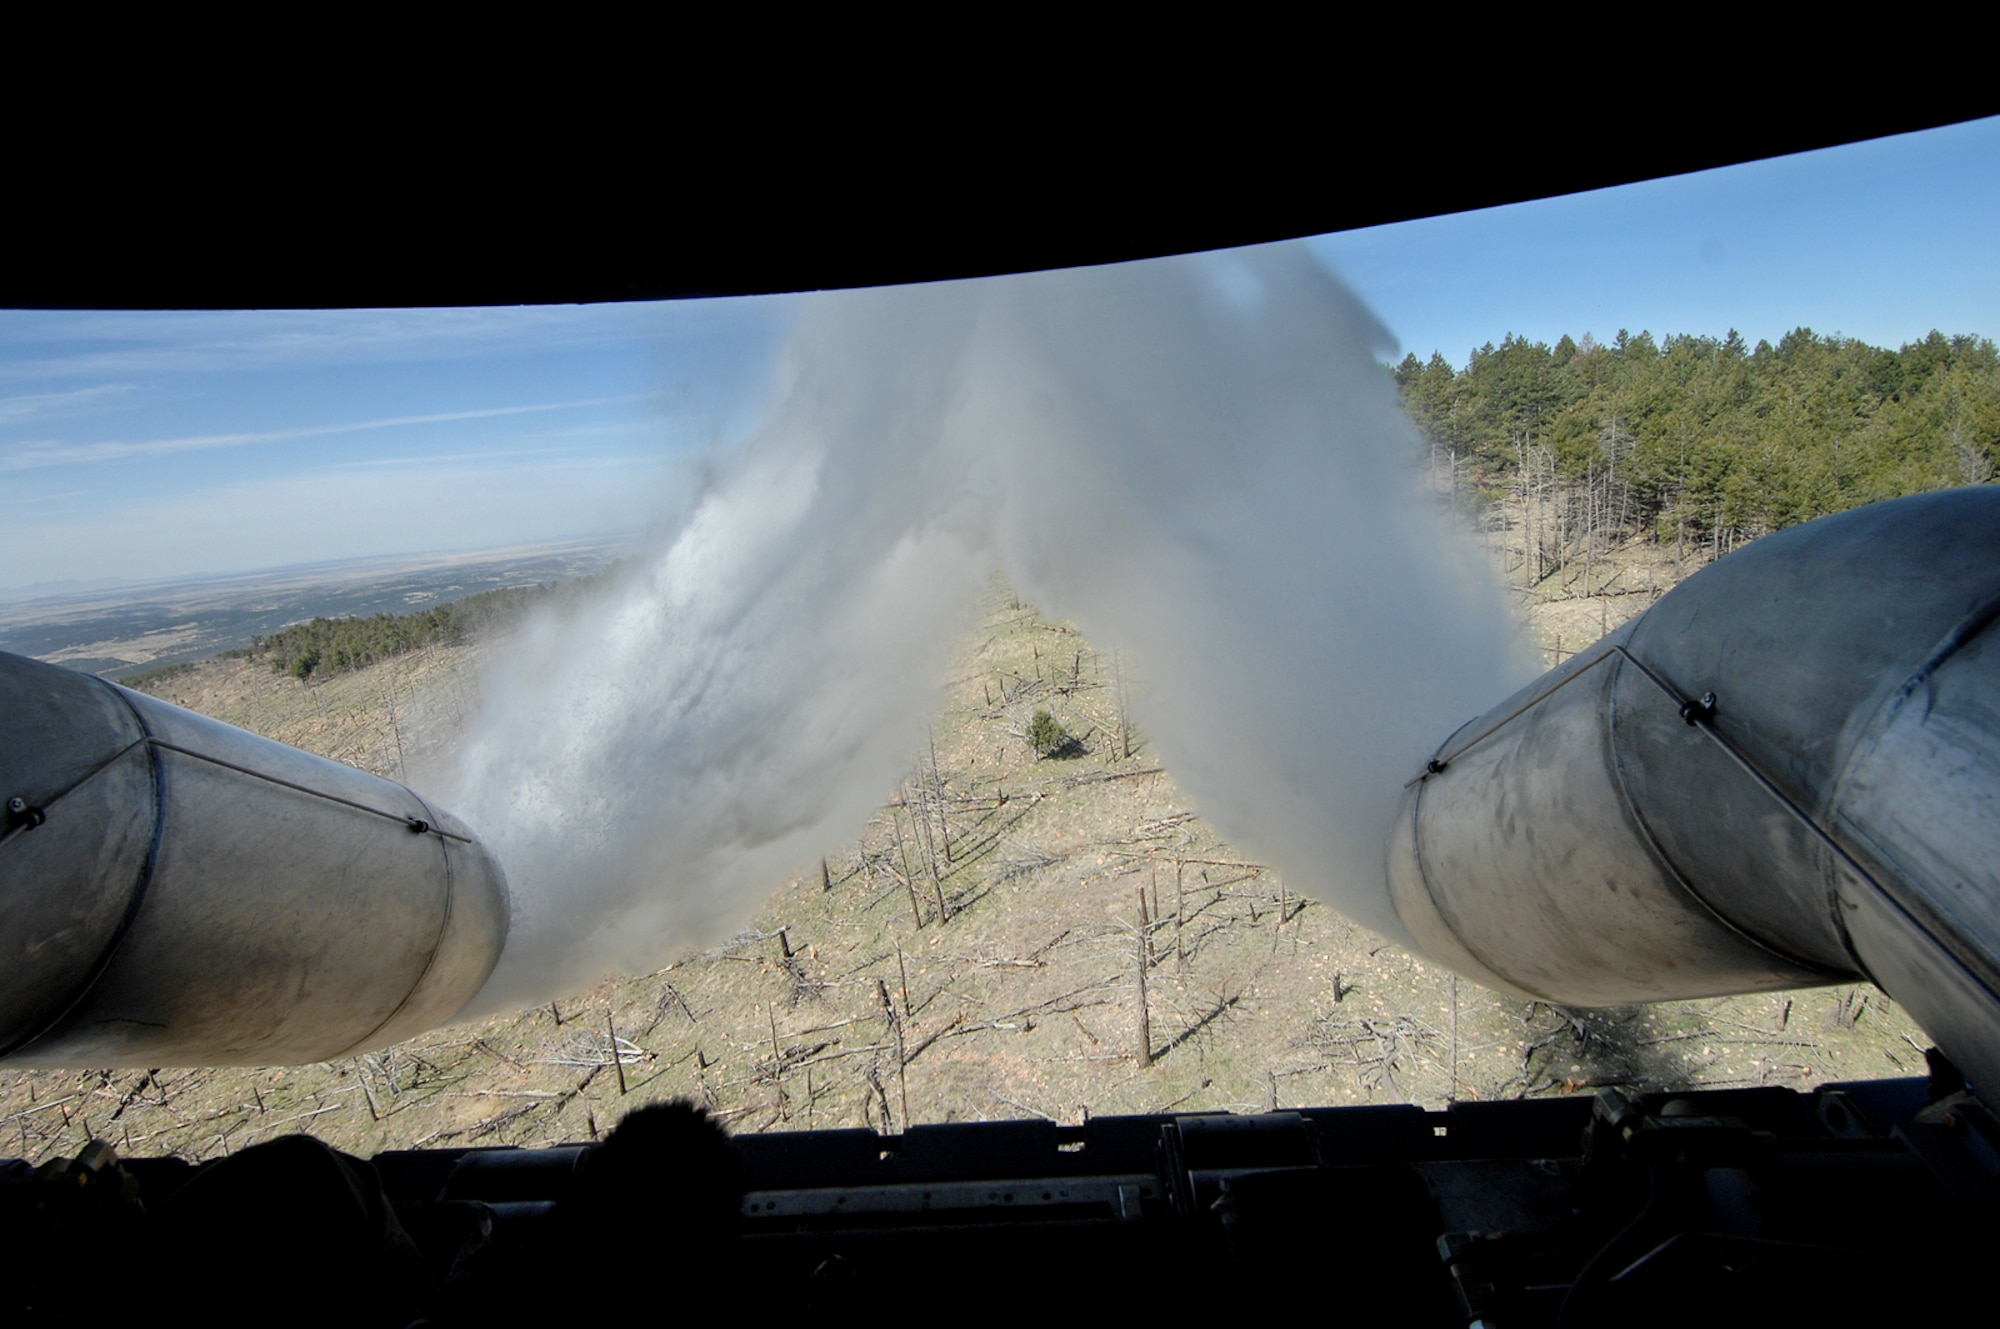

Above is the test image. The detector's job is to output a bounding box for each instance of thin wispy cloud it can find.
[0,303,780,382]
[327,445,591,471]
[0,383,140,424]
[1,395,649,471]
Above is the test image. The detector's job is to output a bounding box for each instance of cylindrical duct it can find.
[0,650,507,1066]
[1391,487,2000,1091]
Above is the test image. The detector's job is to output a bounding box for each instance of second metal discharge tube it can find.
[1390,487,2000,1093]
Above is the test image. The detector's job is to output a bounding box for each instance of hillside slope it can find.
[0,572,1929,1162]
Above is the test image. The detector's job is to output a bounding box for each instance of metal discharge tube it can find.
[0,650,507,1066]
[1391,487,2000,1092]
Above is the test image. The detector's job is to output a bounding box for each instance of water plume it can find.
[448,244,1533,1014]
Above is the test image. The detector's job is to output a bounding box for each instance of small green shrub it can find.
[1028,708,1068,758]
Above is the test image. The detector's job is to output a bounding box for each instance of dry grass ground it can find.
[0,536,1931,1164]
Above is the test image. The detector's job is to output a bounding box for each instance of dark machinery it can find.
[5,1070,1994,1323]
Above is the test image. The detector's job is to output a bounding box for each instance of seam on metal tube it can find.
[1408,643,1856,990]
[1820,591,2000,818]
[1597,651,1848,980]
[1405,770,1554,1002]
[1405,642,1624,788]
[333,789,462,1059]
[1818,592,2000,990]
[138,736,473,842]
[0,683,167,1060]
[1614,644,2000,1008]
[0,736,147,850]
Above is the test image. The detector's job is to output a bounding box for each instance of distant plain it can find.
[0,538,630,678]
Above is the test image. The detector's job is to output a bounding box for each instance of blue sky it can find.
[0,302,787,591]
[1312,116,2000,367]
[2,117,1995,593]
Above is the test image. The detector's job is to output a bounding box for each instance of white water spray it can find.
[448,245,1532,1014]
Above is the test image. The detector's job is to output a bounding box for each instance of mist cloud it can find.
[447,245,1532,1014]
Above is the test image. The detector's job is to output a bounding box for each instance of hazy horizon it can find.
[0,531,641,605]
